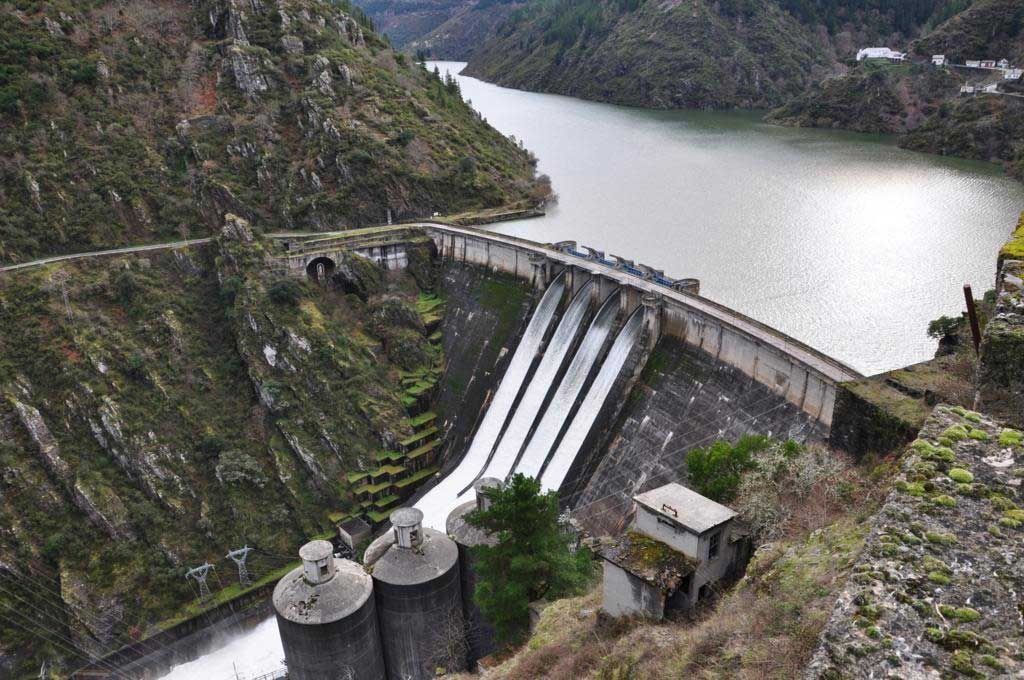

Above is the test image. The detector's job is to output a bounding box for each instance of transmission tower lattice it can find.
[185,563,214,601]
[226,546,255,588]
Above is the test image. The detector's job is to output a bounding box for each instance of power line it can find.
[2,562,169,663]
[0,598,128,679]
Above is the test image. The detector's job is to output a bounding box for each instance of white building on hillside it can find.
[597,483,750,620]
[857,47,906,63]
[932,54,947,66]
[1005,68,1023,80]
[998,59,1011,69]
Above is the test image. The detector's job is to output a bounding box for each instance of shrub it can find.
[110,269,139,306]
[927,315,963,339]
[267,279,303,306]
[686,435,767,502]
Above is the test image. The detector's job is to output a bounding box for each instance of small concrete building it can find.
[966,59,982,68]
[598,483,748,620]
[981,59,997,69]
[338,516,372,554]
[998,59,1011,69]
[931,54,947,66]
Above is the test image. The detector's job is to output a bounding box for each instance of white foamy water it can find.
[470,281,595,486]
[541,309,644,492]
[514,292,619,479]
[160,617,283,680]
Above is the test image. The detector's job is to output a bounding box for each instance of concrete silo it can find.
[371,507,465,679]
[272,540,386,680]
[446,477,502,665]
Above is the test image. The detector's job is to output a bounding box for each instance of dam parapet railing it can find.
[269,223,862,427]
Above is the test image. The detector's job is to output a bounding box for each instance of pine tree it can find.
[467,474,593,643]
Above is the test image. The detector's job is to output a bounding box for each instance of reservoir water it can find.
[164,62,1024,678]
[434,61,1024,376]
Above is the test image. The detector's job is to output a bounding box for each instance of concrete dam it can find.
[278,222,860,532]
[149,222,861,679]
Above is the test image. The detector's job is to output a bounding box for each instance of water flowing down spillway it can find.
[466,281,596,491]
[512,291,620,481]
[540,308,644,493]
[416,274,565,530]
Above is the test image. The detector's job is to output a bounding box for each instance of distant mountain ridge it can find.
[459,0,964,109]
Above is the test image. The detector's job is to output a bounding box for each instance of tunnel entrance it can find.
[306,256,336,283]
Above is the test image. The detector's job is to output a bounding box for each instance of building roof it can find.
[446,499,498,548]
[272,558,373,625]
[596,532,697,592]
[857,47,905,60]
[371,527,459,586]
[633,483,737,535]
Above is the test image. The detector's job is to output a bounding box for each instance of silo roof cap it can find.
[390,507,424,528]
[298,539,334,562]
[474,477,502,493]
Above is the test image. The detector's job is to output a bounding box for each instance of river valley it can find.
[160,62,1024,679]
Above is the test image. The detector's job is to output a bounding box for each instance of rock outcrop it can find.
[808,406,1024,678]
[977,258,1024,428]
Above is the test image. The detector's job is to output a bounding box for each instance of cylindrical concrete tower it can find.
[272,540,386,680]
[446,477,502,666]
[373,508,465,680]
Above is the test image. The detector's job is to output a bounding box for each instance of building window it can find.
[708,531,720,560]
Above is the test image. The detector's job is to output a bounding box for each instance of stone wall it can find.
[807,406,1024,678]
[828,380,928,459]
[977,259,1024,428]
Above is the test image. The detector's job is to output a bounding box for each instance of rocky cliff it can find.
[0,0,544,264]
[808,406,1024,678]
[0,218,455,676]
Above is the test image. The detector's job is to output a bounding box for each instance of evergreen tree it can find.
[467,474,593,642]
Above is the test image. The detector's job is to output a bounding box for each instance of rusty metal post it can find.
[964,284,982,354]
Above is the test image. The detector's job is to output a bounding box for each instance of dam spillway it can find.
[416,272,565,530]
[540,307,644,492]
[512,290,621,481]
[467,280,597,490]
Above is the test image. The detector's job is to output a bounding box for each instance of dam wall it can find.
[274,223,859,429]
[422,225,854,428]
[432,266,539,472]
[571,336,829,537]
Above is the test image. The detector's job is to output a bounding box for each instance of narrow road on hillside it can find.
[0,237,214,273]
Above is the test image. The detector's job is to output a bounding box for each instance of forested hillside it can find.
[0,0,544,265]
[459,0,959,110]
[770,0,1024,179]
